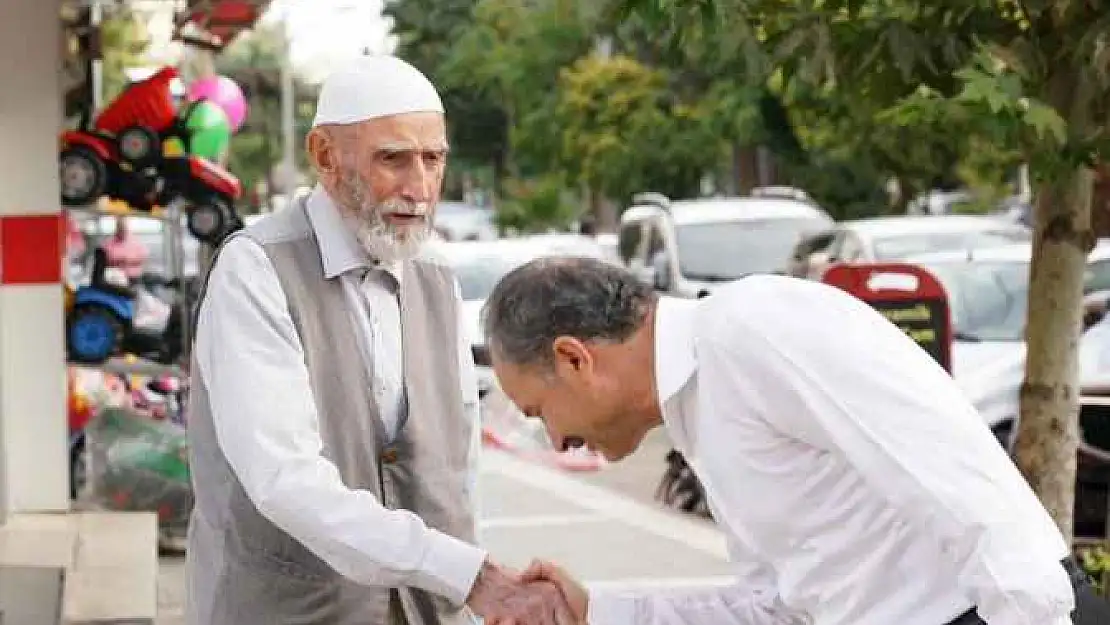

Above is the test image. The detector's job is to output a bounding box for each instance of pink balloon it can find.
[187,75,248,132]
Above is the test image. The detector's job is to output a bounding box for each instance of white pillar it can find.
[0,0,70,520]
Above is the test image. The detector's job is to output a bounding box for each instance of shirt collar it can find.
[653,295,700,407]
[305,185,401,283]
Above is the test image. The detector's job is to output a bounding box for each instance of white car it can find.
[434,234,611,396]
[618,190,834,298]
[906,241,1110,444]
[793,214,1032,280]
[434,201,498,242]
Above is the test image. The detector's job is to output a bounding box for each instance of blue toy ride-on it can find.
[66,247,183,365]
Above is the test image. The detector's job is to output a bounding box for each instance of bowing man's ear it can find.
[552,336,592,375]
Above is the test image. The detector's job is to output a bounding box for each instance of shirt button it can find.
[381,448,398,464]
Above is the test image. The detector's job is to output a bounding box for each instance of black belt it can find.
[945,558,1089,625]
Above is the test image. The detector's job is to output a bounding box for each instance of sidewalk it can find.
[156,445,734,623]
[480,449,733,588]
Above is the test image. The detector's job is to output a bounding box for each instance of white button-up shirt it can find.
[193,186,485,605]
[589,275,1075,625]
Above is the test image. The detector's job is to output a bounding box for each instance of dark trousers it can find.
[947,559,1110,625]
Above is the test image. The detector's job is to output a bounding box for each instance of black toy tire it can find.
[187,198,231,244]
[59,146,107,206]
[118,126,160,166]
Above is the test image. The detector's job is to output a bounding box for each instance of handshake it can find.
[466,558,587,625]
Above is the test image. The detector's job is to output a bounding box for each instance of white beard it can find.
[352,211,430,263]
[338,175,432,263]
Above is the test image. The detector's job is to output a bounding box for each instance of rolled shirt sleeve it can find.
[194,236,486,605]
[708,276,1075,625]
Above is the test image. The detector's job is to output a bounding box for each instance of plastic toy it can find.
[183,100,231,162]
[187,74,248,132]
[66,248,184,365]
[58,66,242,245]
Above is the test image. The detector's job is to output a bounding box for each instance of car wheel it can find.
[118,126,160,166]
[67,304,124,364]
[59,146,107,206]
[187,197,231,245]
[656,449,713,519]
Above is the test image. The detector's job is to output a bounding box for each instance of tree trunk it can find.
[1013,166,1095,543]
[733,143,758,195]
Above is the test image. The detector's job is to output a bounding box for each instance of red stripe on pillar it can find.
[0,214,64,285]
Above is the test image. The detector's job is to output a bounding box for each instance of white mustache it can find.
[378,200,429,216]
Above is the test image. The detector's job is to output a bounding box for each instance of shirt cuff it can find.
[413,530,487,606]
[587,590,638,625]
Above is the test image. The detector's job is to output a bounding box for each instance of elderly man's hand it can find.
[466,558,576,625]
[520,559,587,623]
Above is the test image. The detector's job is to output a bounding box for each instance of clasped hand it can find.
[466,558,587,625]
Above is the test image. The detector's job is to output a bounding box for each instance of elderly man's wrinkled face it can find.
[322,112,448,261]
[490,339,655,462]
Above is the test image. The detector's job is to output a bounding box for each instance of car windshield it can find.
[873,229,1030,260]
[919,260,1030,342]
[674,218,828,280]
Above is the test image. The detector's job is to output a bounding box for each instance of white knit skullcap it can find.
[311,56,444,128]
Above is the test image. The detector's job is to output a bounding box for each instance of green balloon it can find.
[185,100,231,162]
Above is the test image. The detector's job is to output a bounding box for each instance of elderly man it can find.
[482,257,1110,625]
[186,57,570,625]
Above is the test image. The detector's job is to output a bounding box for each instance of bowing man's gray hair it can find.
[481,256,657,370]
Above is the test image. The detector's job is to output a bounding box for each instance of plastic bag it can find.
[83,406,193,530]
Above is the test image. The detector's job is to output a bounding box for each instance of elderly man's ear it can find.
[306,126,351,181]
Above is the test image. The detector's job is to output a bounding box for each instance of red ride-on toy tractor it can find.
[58,66,242,245]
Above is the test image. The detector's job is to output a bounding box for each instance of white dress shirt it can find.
[193,186,485,605]
[589,275,1075,625]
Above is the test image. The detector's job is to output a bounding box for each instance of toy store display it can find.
[58,66,246,246]
[66,247,184,365]
[480,384,606,472]
[69,364,193,535]
[84,406,192,533]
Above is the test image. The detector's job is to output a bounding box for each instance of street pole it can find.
[90,0,103,110]
[280,14,296,196]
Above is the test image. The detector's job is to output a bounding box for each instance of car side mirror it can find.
[1084,298,1108,330]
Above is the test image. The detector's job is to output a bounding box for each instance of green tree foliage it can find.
[554,55,715,205]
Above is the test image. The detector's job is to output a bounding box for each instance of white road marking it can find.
[481,449,729,558]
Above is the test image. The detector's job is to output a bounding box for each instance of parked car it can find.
[618,189,834,298]
[905,242,1110,440]
[434,201,497,242]
[789,214,1032,280]
[434,234,611,396]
